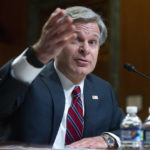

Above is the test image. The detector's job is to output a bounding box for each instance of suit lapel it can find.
[41,63,105,141]
[83,76,104,137]
[40,62,65,144]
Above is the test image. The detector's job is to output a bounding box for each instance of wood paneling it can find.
[0,0,28,66]
[120,0,150,120]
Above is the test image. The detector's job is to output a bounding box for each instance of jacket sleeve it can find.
[0,60,29,119]
[107,84,125,137]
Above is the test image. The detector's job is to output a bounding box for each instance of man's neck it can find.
[58,69,85,85]
[54,62,85,85]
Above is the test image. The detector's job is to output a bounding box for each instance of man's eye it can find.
[89,40,97,45]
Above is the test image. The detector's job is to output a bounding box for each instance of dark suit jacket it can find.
[0,60,124,145]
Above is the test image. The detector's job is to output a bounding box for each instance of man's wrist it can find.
[11,49,45,84]
[101,133,118,148]
[25,46,44,68]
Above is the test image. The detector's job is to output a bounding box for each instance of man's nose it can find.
[79,42,90,55]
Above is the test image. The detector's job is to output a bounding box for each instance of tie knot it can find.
[72,86,81,98]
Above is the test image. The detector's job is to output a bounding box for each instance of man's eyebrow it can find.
[93,34,100,39]
[74,30,100,39]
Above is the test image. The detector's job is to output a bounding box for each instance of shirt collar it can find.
[54,62,84,94]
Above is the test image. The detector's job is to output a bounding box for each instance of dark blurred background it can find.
[0,0,150,121]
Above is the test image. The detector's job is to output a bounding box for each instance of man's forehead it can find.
[73,21,100,38]
[74,30,100,39]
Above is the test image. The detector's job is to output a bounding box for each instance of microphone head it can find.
[124,63,136,72]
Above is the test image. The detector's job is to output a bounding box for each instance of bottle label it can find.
[144,129,150,143]
[121,129,143,142]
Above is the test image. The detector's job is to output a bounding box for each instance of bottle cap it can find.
[126,106,138,113]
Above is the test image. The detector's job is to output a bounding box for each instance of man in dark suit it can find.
[0,6,124,149]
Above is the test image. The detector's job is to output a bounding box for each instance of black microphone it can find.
[124,63,150,81]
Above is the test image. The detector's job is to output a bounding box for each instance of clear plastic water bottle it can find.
[143,107,150,148]
[120,106,143,148]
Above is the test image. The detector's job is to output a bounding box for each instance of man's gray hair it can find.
[65,6,107,46]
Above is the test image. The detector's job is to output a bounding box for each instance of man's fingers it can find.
[49,25,76,44]
[54,16,73,33]
[89,140,108,149]
[67,137,108,149]
[45,8,65,29]
[54,33,77,50]
[68,138,89,147]
[49,16,74,38]
[43,10,74,45]
[33,7,76,63]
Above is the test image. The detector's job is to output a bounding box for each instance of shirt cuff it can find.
[11,49,45,84]
[104,132,121,148]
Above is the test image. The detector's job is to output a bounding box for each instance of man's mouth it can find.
[75,58,89,66]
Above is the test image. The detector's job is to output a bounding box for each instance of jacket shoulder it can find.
[86,73,111,88]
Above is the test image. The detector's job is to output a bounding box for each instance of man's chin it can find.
[74,70,90,77]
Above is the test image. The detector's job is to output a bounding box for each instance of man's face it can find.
[55,21,100,82]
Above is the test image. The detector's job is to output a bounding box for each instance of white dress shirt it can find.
[52,65,84,149]
[11,50,121,148]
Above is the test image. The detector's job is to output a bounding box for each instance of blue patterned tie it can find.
[65,86,84,145]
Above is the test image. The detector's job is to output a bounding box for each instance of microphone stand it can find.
[124,63,150,81]
[134,70,150,81]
